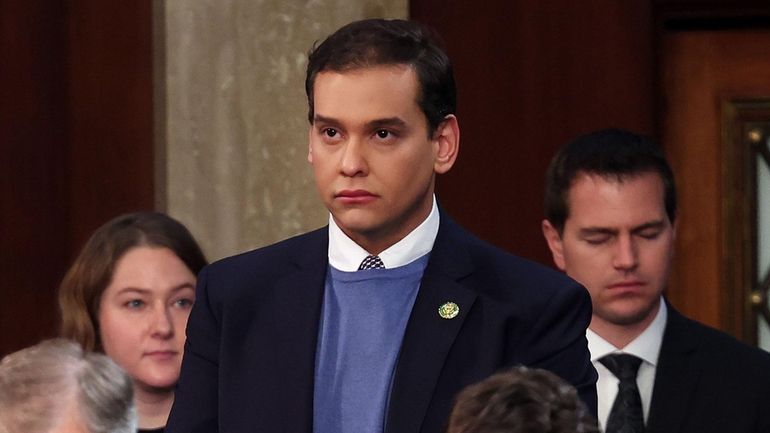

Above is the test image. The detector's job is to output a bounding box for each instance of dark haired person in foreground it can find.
[542,129,770,433]
[447,366,599,433]
[0,339,136,433]
[167,18,596,433]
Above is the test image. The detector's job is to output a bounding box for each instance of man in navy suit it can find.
[167,19,596,433]
[542,129,770,433]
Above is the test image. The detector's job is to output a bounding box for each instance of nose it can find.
[150,304,174,339]
[339,138,368,177]
[612,234,638,272]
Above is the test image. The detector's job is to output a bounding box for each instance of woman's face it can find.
[98,246,196,392]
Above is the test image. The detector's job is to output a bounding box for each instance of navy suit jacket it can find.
[166,215,597,433]
[646,305,770,433]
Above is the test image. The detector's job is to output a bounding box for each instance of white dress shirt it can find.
[587,298,667,431]
[328,195,439,271]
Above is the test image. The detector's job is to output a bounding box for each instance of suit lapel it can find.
[646,305,701,433]
[249,229,328,433]
[385,218,478,433]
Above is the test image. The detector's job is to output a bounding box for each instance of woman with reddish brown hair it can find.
[59,212,207,433]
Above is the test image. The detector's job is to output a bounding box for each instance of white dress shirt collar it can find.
[587,297,667,428]
[328,196,440,271]
[587,297,667,365]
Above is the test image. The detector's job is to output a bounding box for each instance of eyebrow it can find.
[312,114,338,126]
[313,114,407,130]
[578,227,617,236]
[115,283,195,295]
[631,220,667,233]
[578,220,667,236]
[367,117,407,129]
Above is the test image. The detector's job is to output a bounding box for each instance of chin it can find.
[136,372,179,392]
[336,218,384,238]
[602,302,658,326]
[139,379,178,393]
[334,209,377,226]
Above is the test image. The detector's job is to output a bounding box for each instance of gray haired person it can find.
[0,339,136,433]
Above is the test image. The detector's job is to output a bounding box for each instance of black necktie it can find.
[600,354,644,433]
[358,254,385,270]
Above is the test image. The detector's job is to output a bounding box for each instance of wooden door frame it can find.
[654,1,770,342]
[722,100,770,343]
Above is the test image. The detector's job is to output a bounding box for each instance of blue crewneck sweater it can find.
[313,254,429,433]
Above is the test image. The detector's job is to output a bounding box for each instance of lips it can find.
[335,189,378,204]
[144,350,178,361]
[606,281,645,291]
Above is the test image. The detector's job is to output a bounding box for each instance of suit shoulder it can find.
[200,227,327,286]
[464,226,576,282]
[669,311,770,371]
[208,227,325,268]
[441,220,583,300]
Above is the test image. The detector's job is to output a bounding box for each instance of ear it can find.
[433,115,460,174]
[307,128,314,164]
[541,219,567,271]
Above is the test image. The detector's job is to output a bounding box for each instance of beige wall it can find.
[156,0,407,261]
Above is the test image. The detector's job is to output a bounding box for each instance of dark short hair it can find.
[305,18,456,137]
[544,128,677,233]
[58,212,207,352]
[447,366,599,433]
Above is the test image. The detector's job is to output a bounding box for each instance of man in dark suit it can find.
[167,19,596,433]
[542,129,770,433]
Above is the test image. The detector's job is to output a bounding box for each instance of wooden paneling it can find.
[411,0,656,265]
[66,0,155,255]
[0,1,154,355]
[654,0,770,20]
[659,30,770,332]
[1,0,69,356]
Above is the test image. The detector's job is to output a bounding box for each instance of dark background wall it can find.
[1,0,154,355]
[2,0,768,355]
[411,0,656,265]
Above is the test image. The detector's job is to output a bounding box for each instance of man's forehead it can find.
[314,64,416,86]
[570,170,665,188]
[319,61,414,76]
[566,171,666,200]
[312,66,424,124]
[564,171,669,227]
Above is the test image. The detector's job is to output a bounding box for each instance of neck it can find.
[589,302,660,349]
[134,383,175,430]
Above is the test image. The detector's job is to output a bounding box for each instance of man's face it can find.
[308,65,458,253]
[542,172,676,334]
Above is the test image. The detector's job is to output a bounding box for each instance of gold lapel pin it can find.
[438,302,460,319]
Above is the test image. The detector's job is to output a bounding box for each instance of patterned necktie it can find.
[358,254,385,270]
[600,354,644,433]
